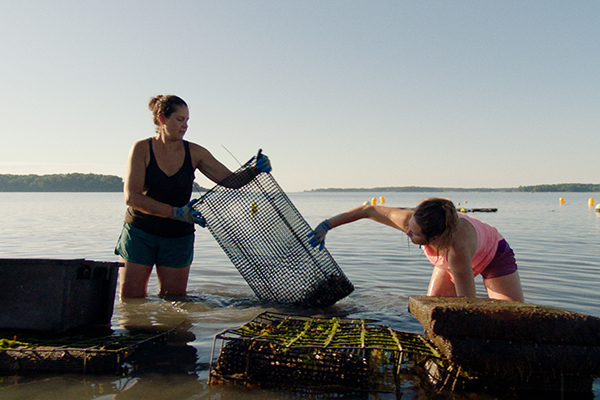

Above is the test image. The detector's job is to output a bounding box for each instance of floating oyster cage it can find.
[193,156,353,307]
[208,312,443,394]
[0,330,169,373]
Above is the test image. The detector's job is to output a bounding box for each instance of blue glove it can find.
[255,149,272,173]
[307,220,332,250]
[173,199,206,227]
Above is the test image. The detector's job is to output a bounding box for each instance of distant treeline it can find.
[514,183,600,192]
[0,173,212,192]
[308,183,600,193]
[2,174,598,193]
[0,173,123,192]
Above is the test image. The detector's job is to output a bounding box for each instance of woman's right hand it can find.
[173,199,206,227]
[307,220,332,250]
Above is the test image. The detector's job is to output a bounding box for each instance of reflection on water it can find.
[1,192,599,399]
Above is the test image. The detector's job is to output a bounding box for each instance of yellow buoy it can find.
[380,196,386,204]
[559,197,566,204]
[371,197,377,205]
[250,201,258,216]
[460,208,467,213]
[589,198,595,207]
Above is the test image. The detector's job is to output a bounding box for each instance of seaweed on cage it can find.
[193,156,354,307]
[208,312,442,394]
[0,331,169,373]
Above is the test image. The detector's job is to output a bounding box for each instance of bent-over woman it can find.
[308,197,524,302]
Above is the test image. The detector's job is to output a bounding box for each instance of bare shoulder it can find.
[457,216,477,236]
[452,218,477,252]
[128,139,150,160]
[186,141,205,152]
[125,140,150,188]
[187,142,212,167]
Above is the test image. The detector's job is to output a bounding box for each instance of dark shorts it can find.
[481,239,518,279]
[114,223,194,269]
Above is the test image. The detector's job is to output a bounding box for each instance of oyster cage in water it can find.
[193,157,353,307]
[208,312,442,394]
[0,330,169,373]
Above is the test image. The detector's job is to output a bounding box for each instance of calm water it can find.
[1,191,599,399]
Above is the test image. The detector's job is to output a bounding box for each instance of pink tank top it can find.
[422,213,503,277]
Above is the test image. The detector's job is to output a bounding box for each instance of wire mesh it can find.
[0,331,168,373]
[193,157,354,307]
[208,312,441,393]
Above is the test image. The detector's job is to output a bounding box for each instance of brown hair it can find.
[148,95,188,127]
[413,198,459,252]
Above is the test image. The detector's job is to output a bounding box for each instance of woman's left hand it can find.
[255,149,272,173]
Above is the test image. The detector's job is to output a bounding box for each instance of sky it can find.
[1,1,599,192]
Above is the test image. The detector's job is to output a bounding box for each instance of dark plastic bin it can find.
[0,259,120,333]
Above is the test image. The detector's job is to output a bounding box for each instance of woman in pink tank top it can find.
[308,197,524,302]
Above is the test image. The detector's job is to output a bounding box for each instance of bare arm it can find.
[123,140,174,218]
[309,204,415,250]
[328,205,414,233]
[191,144,234,183]
[191,144,263,188]
[446,220,478,297]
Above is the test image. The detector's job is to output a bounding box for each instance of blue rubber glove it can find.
[172,199,206,227]
[255,149,272,173]
[307,220,332,250]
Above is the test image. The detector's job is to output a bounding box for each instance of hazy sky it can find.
[2,1,598,192]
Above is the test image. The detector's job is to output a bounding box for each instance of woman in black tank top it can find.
[115,95,272,299]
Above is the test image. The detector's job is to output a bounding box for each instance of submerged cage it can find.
[208,312,442,394]
[0,330,168,373]
[193,156,353,307]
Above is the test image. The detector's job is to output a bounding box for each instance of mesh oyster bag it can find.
[192,156,353,307]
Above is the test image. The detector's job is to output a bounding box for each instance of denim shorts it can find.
[481,239,518,279]
[115,223,194,268]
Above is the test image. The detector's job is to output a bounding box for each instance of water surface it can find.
[1,191,599,399]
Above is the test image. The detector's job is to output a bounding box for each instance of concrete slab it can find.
[408,296,600,346]
[408,296,600,392]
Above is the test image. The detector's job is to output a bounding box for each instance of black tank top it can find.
[124,139,195,238]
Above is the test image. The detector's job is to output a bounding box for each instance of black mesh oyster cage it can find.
[192,155,353,307]
[208,312,441,393]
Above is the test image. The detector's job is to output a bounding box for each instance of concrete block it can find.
[408,296,600,346]
[408,296,600,392]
